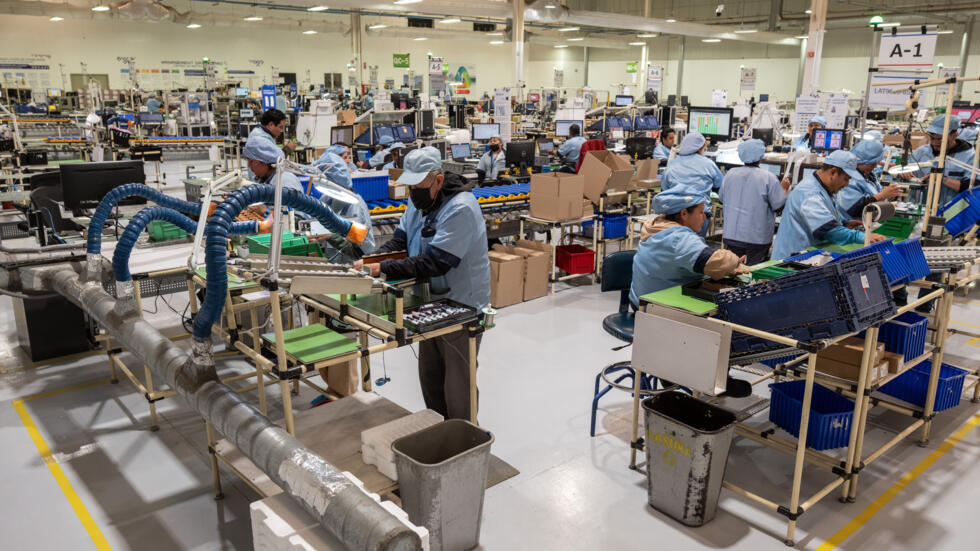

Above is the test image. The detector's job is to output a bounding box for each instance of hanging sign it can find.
[428,58,443,75]
[646,66,662,92]
[878,32,936,69]
[626,61,638,74]
[393,54,410,68]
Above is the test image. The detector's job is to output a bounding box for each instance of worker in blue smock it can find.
[364,90,375,111]
[771,150,888,260]
[355,147,490,420]
[476,135,506,182]
[382,142,405,170]
[557,123,586,171]
[323,144,357,172]
[898,115,976,207]
[654,127,675,164]
[248,108,297,154]
[243,133,304,194]
[308,152,376,257]
[368,135,396,169]
[793,115,827,152]
[718,139,791,264]
[145,92,162,113]
[660,132,724,193]
[836,139,903,221]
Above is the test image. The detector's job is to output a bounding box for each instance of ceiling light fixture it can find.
[702,38,721,43]
[666,18,677,23]
[369,24,387,29]
[489,40,504,44]
[567,37,583,41]
[795,34,808,39]
[805,9,812,14]
[92,5,110,12]
[438,18,460,24]
[554,44,568,48]
[734,29,757,34]
[869,15,884,25]
[937,29,954,34]
[187,23,201,28]
[878,22,901,27]
[49,16,63,21]
[413,37,427,41]
[303,30,317,34]
[487,32,503,36]
[244,16,263,21]
[308,6,329,11]
[393,0,422,4]
[558,27,580,32]
[629,41,645,45]
[637,33,657,38]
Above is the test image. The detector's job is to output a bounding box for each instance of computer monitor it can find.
[751,128,774,146]
[505,141,536,168]
[331,125,353,146]
[450,143,471,160]
[554,120,582,137]
[759,93,770,102]
[60,161,147,211]
[667,95,677,107]
[236,88,249,97]
[615,95,633,107]
[47,89,62,97]
[760,162,782,178]
[528,93,540,102]
[472,123,500,141]
[431,140,447,158]
[357,149,370,163]
[811,128,845,152]
[687,106,734,141]
[537,140,555,153]
[625,137,656,160]
[867,110,888,121]
[419,110,435,136]
[845,115,860,129]
[680,96,690,108]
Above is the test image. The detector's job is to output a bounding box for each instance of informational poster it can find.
[261,84,276,110]
[369,66,379,90]
[936,67,960,96]
[646,65,662,92]
[739,67,757,91]
[825,93,849,128]
[711,89,727,107]
[878,31,936,70]
[868,74,929,109]
[451,65,475,95]
[493,88,511,141]
[793,94,821,132]
[553,69,564,88]
[392,54,410,68]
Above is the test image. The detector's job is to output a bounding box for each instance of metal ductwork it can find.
[524,0,568,24]
[113,0,173,21]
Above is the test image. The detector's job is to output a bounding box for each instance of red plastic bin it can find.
[556,244,596,274]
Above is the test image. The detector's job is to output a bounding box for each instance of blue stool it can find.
[590,250,663,437]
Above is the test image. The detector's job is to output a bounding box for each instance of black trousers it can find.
[418,329,483,420]
[723,239,771,266]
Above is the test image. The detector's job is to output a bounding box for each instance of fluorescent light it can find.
[369,24,387,29]
[49,16,63,21]
[244,16,263,21]
[629,42,645,46]
[487,32,503,36]
[795,35,808,39]
[558,27,580,32]
[879,22,901,27]
[413,37,427,41]
[303,30,317,34]
[554,44,568,48]
[567,37,583,41]
[734,29,757,34]
[666,18,676,23]
[702,38,721,43]
[545,4,556,7]
[438,18,460,24]
[91,5,110,11]
[186,23,201,28]
[805,9,812,14]
[393,0,422,4]
[637,33,657,38]
[489,40,504,45]
[308,5,329,11]
[937,30,954,34]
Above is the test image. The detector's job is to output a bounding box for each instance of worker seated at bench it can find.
[476,135,505,184]
[308,152,376,260]
[653,127,675,165]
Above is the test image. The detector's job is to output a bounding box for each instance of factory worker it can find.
[718,139,791,265]
[145,92,162,113]
[364,90,375,111]
[654,127,676,163]
[308,152,376,257]
[793,115,827,152]
[355,147,490,420]
[382,142,406,170]
[899,115,976,207]
[243,133,305,195]
[324,144,357,172]
[836,139,903,221]
[659,132,724,193]
[476,135,506,182]
[368,135,396,169]
[557,123,586,169]
[771,150,888,260]
[248,108,297,154]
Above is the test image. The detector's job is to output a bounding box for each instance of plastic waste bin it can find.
[642,391,736,526]
[392,419,494,551]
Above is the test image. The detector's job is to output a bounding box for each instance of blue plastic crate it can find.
[784,250,826,263]
[894,237,931,281]
[352,174,389,201]
[582,213,628,239]
[829,240,912,285]
[769,380,855,450]
[878,361,968,412]
[938,187,980,236]
[878,311,928,361]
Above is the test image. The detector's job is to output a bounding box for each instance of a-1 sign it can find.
[878,32,936,69]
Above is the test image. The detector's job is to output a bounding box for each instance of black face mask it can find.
[489,143,500,152]
[410,186,437,212]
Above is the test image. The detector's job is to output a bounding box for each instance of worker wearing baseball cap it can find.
[899,114,976,206]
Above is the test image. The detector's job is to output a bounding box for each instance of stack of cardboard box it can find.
[816,336,904,384]
[487,241,553,308]
[529,172,590,222]
[578,150,634,205]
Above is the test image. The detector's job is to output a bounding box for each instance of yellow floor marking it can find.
[814,412,980,550]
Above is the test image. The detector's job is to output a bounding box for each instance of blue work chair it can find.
[590,250,659,437]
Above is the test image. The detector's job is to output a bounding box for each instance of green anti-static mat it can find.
[640,285,717,315]
[194,267,252,290]
[262,324,360,365]
[816,242,867,254]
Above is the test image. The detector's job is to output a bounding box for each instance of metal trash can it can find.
[642,391,736,526]
[392,419,494,551]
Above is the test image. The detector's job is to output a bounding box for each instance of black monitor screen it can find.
[331,125,353,146]
[61,161,147,210]
[537,140,555,153]
[625,137,656,159]
[752,128,774,146]
[505,141,535,167]
[450,143,471,160]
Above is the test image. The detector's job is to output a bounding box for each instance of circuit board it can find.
[402,299,479,333]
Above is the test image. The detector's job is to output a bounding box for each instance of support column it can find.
[639,0,651,93]
[676,36,686,98]
[583,46,591,88]
[957,16,974,100]
[351,12,363,94]
[768,0,782,32]
[796,37,807,96]
[800,0,828,96]
[513,0,525,92]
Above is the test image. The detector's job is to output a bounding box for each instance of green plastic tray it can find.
[262,324,360,364]
[640,285,717,315]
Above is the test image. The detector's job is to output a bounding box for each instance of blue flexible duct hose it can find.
[192,185,353,341]
[112,207,257,284]
[87,184,202,255]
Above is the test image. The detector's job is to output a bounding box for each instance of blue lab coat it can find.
[660,153,724,194]
[909,140,977,207]
[836,172,882,222]
[653,142,671,163]
[718,166,786,246]
[629,223,719,307]
[771,172,864,260]
[146,98,162,113]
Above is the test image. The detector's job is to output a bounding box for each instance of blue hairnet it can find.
[243,133,284,164]
[959,126,978,144]
[653,184,708,215]
[850,139,884,165]
[737,139,766,164]
[810,115,827,127]
[325,144,347,156]
[312,152,353,190]
[378,135,394,146]
[678,132,706,156]
[927,115,960,135]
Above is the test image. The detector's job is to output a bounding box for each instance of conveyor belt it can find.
[365,182,530,215]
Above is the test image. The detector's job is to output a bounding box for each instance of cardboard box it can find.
[631,158,660,190]
[581,199,593,218]
[529,172,586,222]
[817,356,888,383]
[488,251,524,308]
[317,358,359,397]
[883,351,905,374]
[516,239,554,267]
[578,150,634,203]
[818,337,885,367]
[492,244,550,301]
[883,131,928,150]
[388,181,407,200]
[336,109,358,126]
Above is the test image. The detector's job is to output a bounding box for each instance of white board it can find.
[878,32,937,69]
[632,308,730,396]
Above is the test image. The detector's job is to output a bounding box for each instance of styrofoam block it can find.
[360,409,443,478]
